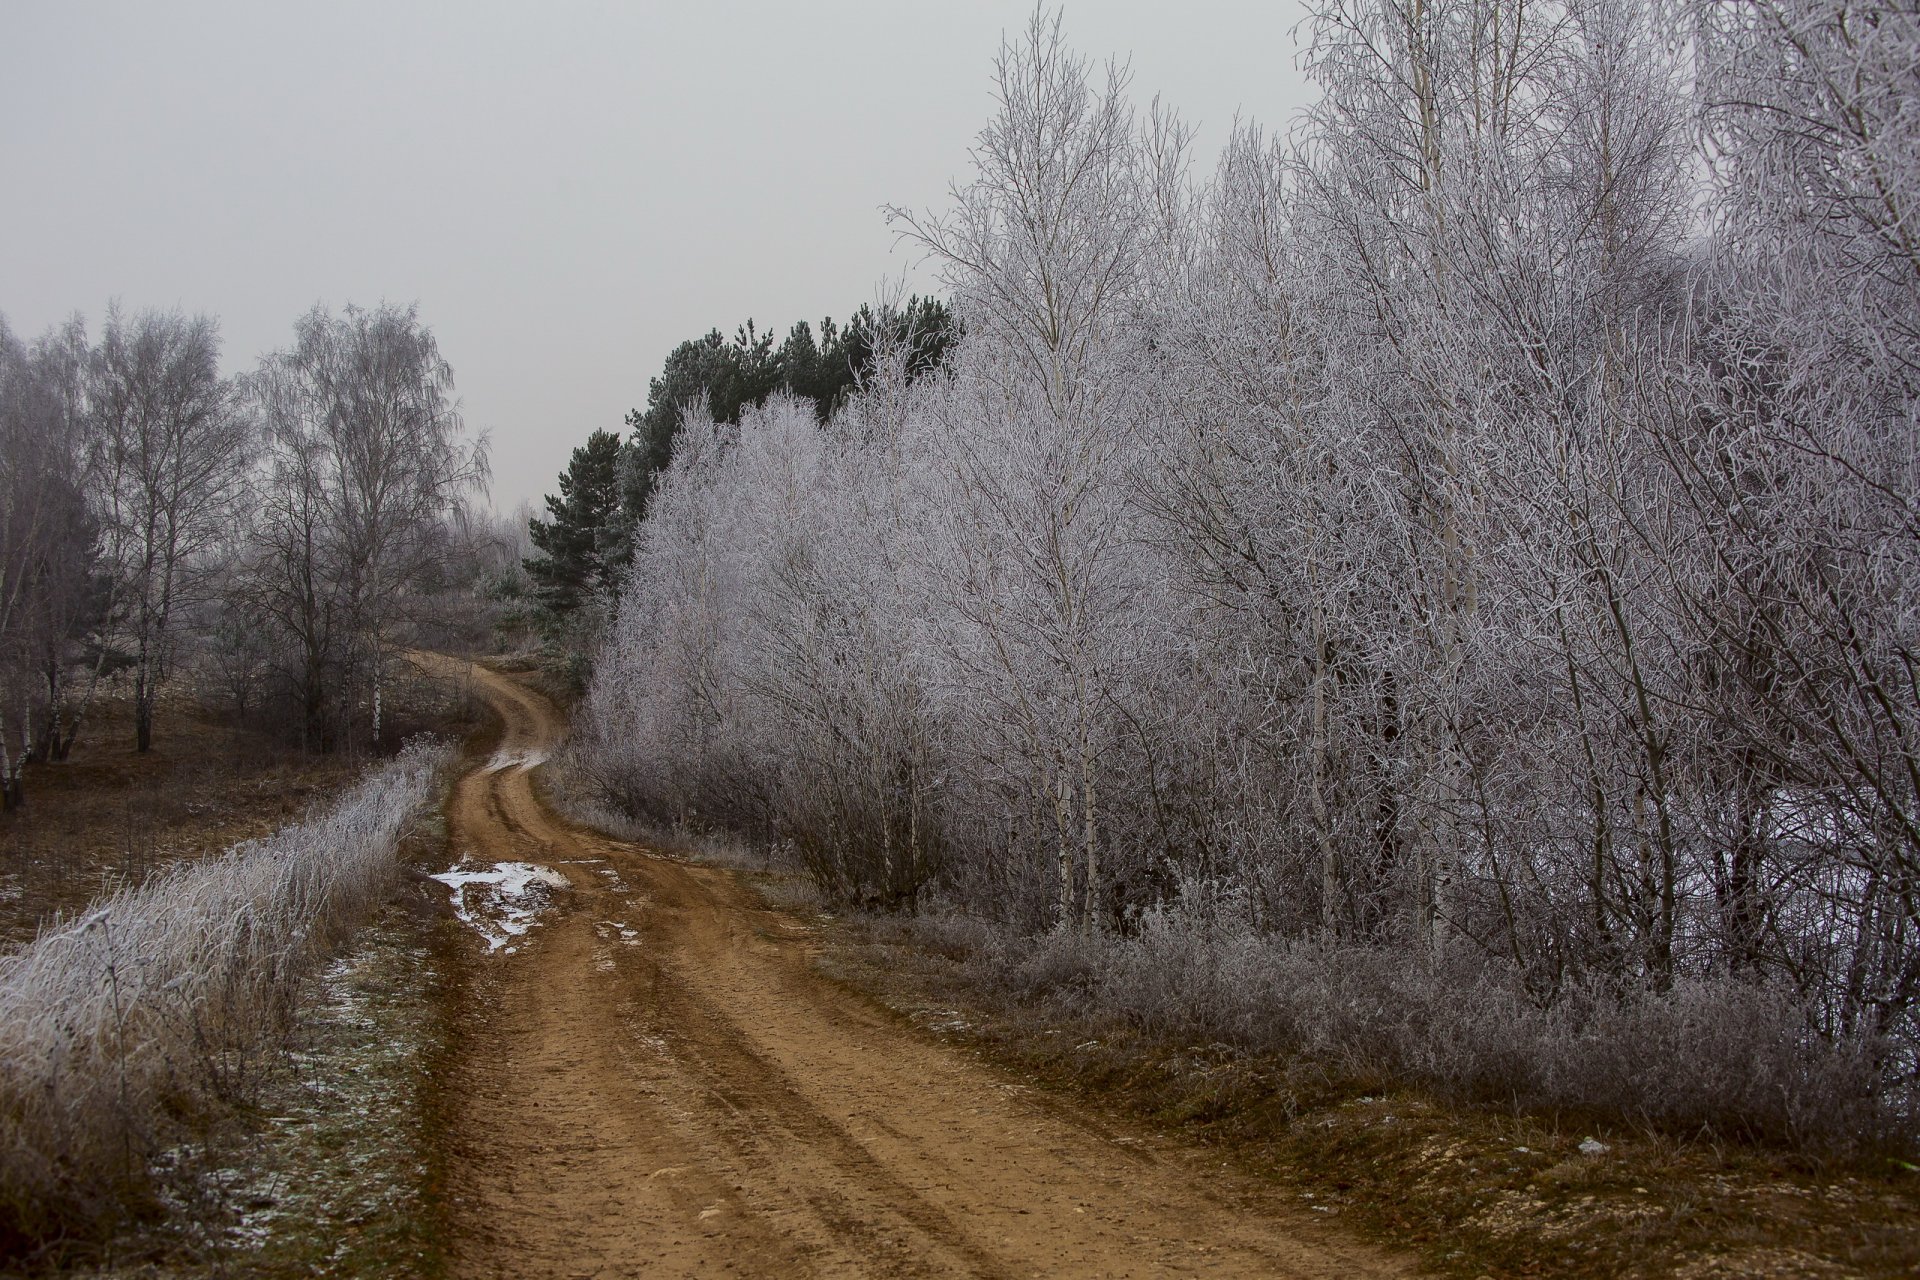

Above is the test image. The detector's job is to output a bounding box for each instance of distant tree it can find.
[21,317,108,766]
[784,299,961,423]
[826,298,959,409]
[465,499,540,651]
[0,317,100,807]
[776,318,827,411]
[243,303,487,750]
[622,323,781,520]
[87,307,251,753]
[526,429,627,615]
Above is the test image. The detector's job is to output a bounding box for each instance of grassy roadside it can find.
[186,894,451,1278]
[0,672,478,1278]
[0,694,359,949]
[713,866,1920,1280]
[47,873,458,1280]
[0,663,478,948]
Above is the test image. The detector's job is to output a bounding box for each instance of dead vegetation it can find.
[0,740,448,1259]
[811,903,1920,1279]
[0,666,478,1270]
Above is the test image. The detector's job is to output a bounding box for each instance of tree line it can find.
[0,302,488,806]
[571,0,1920,1144]
[515,298,955,667]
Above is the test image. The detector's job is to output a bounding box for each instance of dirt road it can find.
[432,660,1408,1279]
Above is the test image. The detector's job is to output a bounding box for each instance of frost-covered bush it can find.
[0,740,447,1251]
[961,896,1901,1150]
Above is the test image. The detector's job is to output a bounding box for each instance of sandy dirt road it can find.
[430,659,1409,1279]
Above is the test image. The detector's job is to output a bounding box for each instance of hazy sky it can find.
[1,2,1314,512]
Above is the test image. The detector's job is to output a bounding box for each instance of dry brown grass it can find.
[0,667,479,948]
[0,742,448,1259]
[807,906,1920,1279]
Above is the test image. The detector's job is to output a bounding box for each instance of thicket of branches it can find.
[0,301,489,798]
[576,0,1920,1148]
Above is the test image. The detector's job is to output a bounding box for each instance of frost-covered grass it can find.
[198,913,447,1278]
[906,892,1907,1155]
[0,740,448,1257]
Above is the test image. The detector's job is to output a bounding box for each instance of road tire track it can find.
[429,658,1409,1279]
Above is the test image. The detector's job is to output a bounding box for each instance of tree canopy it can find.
[622,297,957,520]
[522,297,958,639]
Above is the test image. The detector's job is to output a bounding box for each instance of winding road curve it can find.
[430,658,1408,1279]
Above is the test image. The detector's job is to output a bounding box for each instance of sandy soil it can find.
[431,658,1409,1279]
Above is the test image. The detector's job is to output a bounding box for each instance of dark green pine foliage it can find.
[619,296,958,520]
[525,429,627,615]
[621,321,783,520]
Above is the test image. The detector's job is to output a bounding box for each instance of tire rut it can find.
[427,657,1409,1279]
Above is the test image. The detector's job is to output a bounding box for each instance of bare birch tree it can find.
[243,303,487,750]
[890,10,1161,932]
[87,307,250,752]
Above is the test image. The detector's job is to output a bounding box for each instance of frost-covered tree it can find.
[573,0,1920,1143]
[890,10,1166,932]
[242,304,486,750]
[1680,0,1920,1036]
[87,307,251,752]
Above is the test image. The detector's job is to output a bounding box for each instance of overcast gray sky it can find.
[1,1,1314,512]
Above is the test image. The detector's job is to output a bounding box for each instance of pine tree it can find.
[617,299,959,522]
[525,429,626,616]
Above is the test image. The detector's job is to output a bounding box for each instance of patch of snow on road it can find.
[485,747,550,774]
[594,919,642,946]
[430,859,569,952]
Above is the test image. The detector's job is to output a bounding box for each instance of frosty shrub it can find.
[0,740,448,1253]
[958,894,1900,1150]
